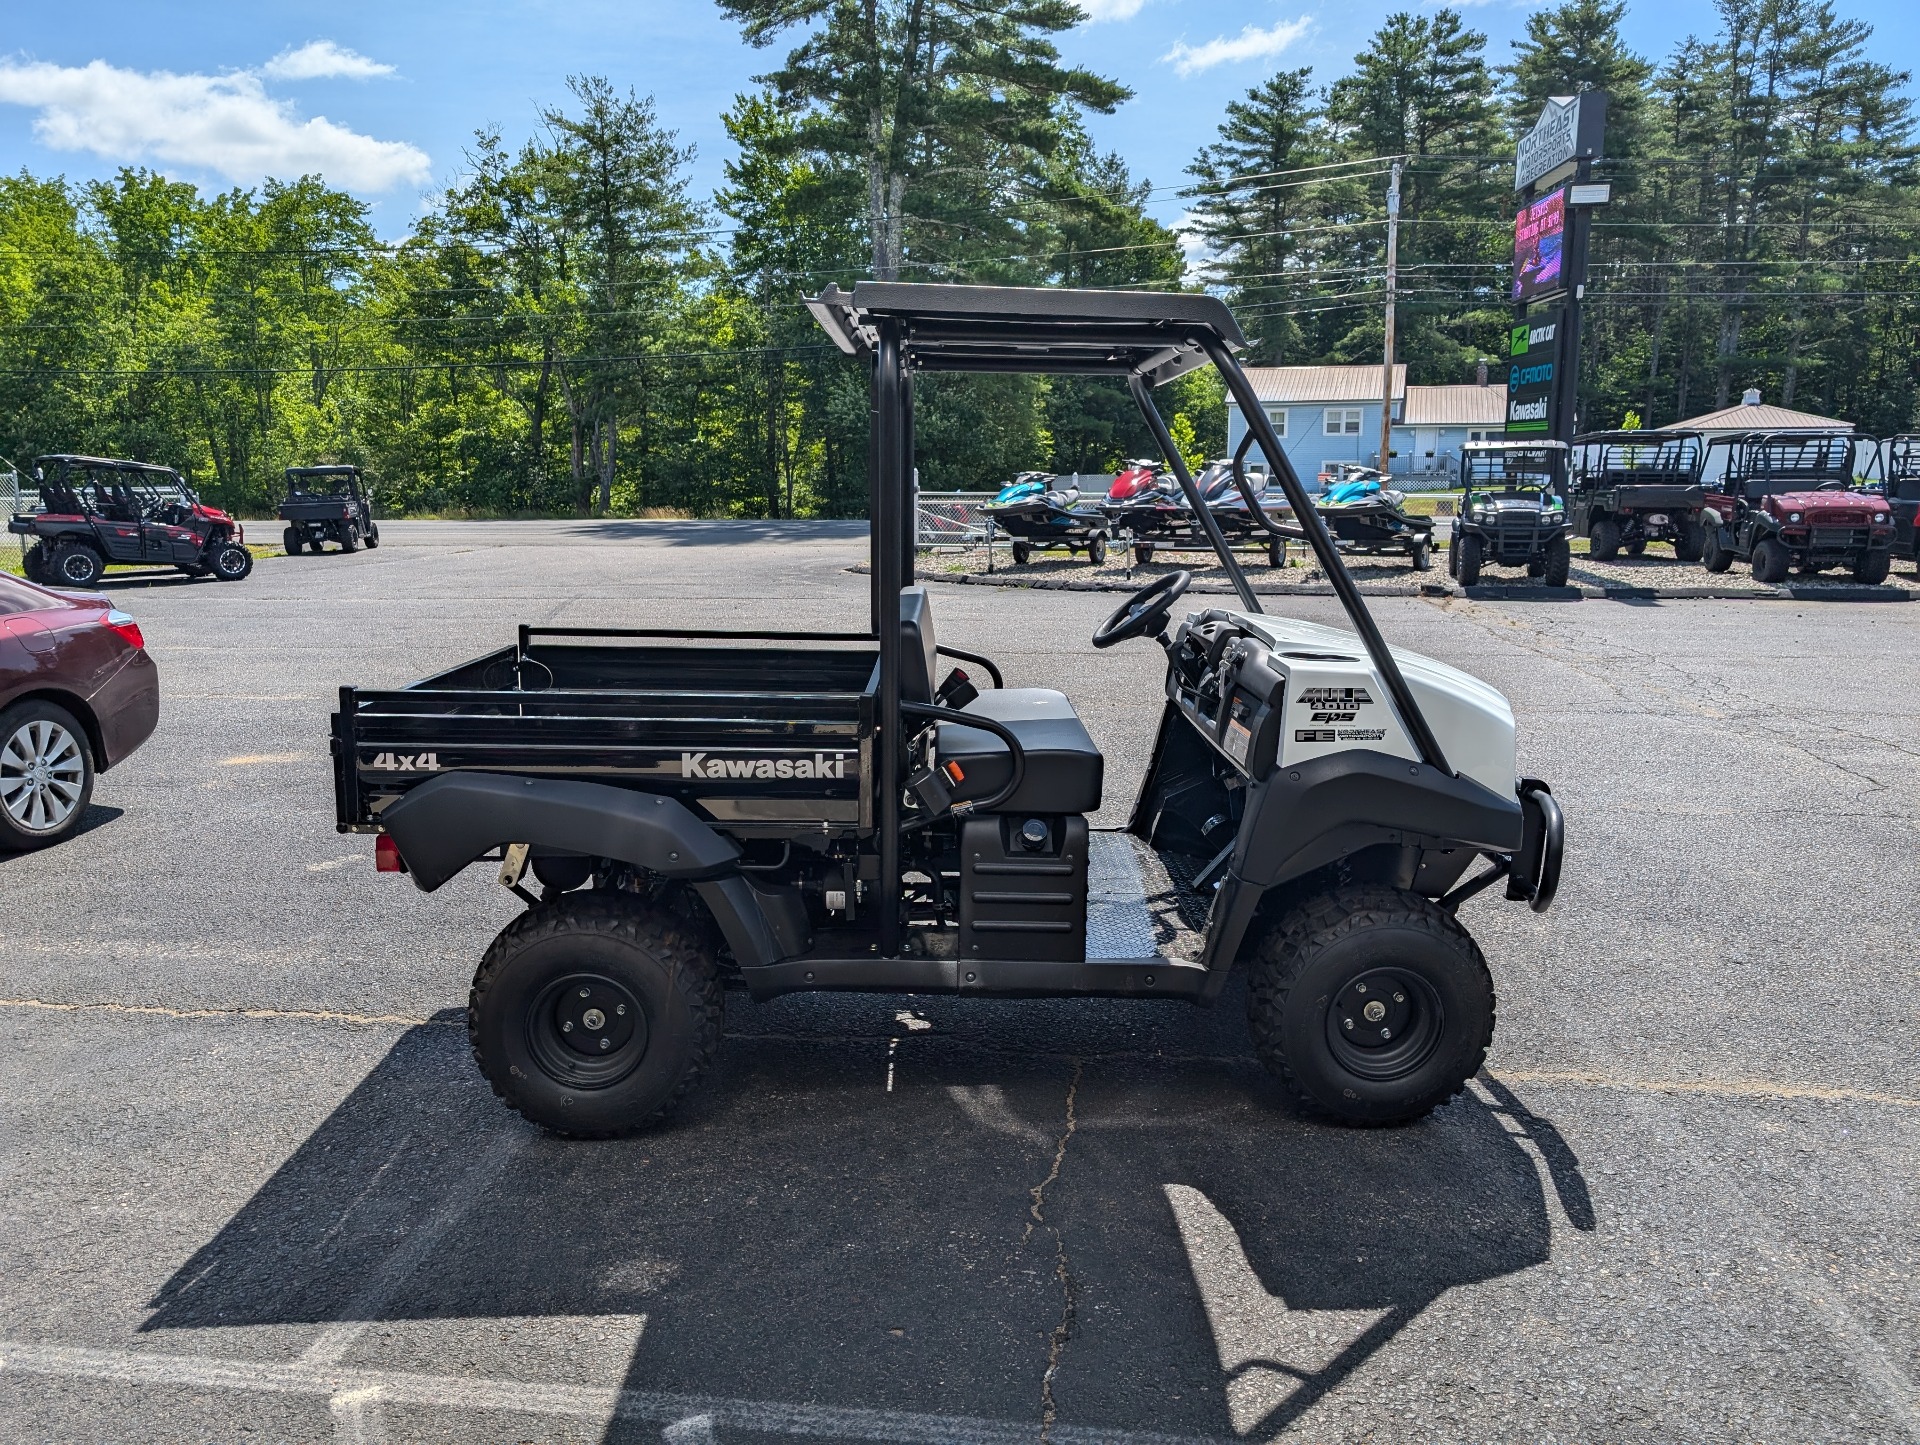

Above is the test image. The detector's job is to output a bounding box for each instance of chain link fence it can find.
[2,468,22,562]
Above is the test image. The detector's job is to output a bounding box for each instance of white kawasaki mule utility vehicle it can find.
[331,284,1564,1136]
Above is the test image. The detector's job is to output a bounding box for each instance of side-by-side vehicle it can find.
[1450,441,1572,586]
[1569,429,1706,560]
[11,456,251,587]
[1699,431,1891,583]
[332,284,1565,1137]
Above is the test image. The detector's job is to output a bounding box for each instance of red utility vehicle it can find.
[0,571,159,848]
[10,455,251,587]
[1699,431,1892,584]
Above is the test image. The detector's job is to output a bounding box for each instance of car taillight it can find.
[375,833,408,873]
[101,609,144,651]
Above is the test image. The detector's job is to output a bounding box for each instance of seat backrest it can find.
[898,586,939,704]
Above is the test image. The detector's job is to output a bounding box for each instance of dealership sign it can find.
[1507,310,1564,434]
[1514,93,1608,192]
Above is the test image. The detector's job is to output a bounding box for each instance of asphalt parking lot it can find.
[2,519,1916,1444]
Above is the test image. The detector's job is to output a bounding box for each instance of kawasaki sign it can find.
[1506,310,1564,435]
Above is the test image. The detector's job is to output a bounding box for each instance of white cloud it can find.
[262,41,396,82]
[1078,0,1149,20]
[1162,17,1314,76]
[0,57,430,191]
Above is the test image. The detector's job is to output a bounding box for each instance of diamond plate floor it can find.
[1086,831,1211,961]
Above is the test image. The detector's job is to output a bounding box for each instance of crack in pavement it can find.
[1025,1058,1082,1444]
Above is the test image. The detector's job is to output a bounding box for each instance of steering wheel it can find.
[1818,480,1847,490]
[1093,570,1191,649]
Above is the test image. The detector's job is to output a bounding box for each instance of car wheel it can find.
[0,699,95,851]
[1247,886,1495,1126]
[1853,548,1891,585]
[52,544,105,587]
[283,528,303,555]
[1751,538,1790,584]
[468,892,722,1136]
[1457,534,1483,586]
[1543,536,1571,587]
[1088,535,1107,566]
[1589,518,1620,561]
[210,542,254,582]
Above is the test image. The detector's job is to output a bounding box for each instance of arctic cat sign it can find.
[1506,311,1564,435]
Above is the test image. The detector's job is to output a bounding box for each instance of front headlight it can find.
[1787,511,1801,523]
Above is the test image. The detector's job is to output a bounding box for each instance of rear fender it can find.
[380,772,800,967]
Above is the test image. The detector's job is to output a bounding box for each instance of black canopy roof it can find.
[806,282,1245,386]
[286,465,363,478]
[35,454,184,477]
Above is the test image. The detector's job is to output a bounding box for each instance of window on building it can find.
[1264,407,1288,437]
[1324,407,1364,436]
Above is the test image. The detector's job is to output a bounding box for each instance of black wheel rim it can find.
[59,552,96,583]
[1325,967,1444,1081]
[216,549,246,577]
[526,973,649,1089]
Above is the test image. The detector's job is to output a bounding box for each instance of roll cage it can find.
[31,454,197,521]
[1571,429,1703,484]
[1458,439,1569,493]
[284,464,368,500]
[805,280,1452,958]
[1706,430,1870,497]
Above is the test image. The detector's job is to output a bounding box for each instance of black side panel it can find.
[381,772,741,892]
[1235,750,1524,890]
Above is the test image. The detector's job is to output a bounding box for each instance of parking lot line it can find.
[0,1339,1235,1445]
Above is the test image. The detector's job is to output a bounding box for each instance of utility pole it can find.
[1378,160,1402,476]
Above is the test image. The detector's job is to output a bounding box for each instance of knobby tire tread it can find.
[468,891,723,1138]
[1247,885,1494,1126]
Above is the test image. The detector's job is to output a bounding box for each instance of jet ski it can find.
[1313,474,1435,570]
[1104,458,1291,567]
[983,471,1111,565]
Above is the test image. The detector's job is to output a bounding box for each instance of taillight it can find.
[101,609,144,651]
[375,834,408,873]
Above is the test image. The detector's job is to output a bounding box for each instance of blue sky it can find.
[3,0,1915,239]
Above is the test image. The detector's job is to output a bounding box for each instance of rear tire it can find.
[283,528,303,555]
[1752,538,1790,584]
[1589,518,1621,561]
[1854,548,1891,585]
[22,543,49,584]
[0,698,95,851]
[1456,534,1483,586]
[1674,517,1704,562]
[339,524,361,554]
[1247,886,1495,1126]
[51,544,104,587]
[469,892,723,1136]
[1543,536,1571,587]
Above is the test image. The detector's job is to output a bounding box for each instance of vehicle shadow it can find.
[0,804,123,860]
[141,1003,1592,1441]
[551,519,867,545]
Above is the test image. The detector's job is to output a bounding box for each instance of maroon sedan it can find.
[0,571,159,849]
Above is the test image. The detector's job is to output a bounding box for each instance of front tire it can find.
[0,699,95,850]
[1751,538,1789,584]
[1247,887,1494,1126]
[1702,526,1732,573]
[365,522,380,549]
[1854,547,1891,584]
[469,893,722,1137]
[1543,536,1571,587]
[1456,534,1483,586]
[210,542,253,581]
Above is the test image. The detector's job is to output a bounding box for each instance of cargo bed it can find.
[332,626,879,836]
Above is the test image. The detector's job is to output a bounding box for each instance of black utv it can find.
[1570,429,1707,560]
[333,282,1564,1138]
[281,466,379,554]
[1879,436,1920,567]
[1450,441,1573,587]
